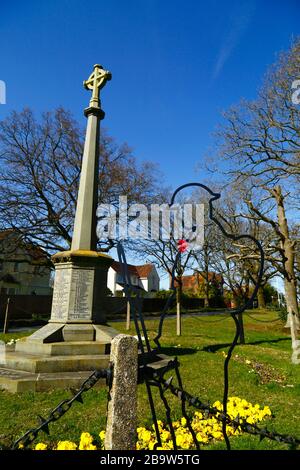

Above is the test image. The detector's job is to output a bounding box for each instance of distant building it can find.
[178,272,224,295]
[0,230,51,295]
[107,261,159,297]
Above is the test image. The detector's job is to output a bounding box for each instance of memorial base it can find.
[0,250,120,393]
[50,250,113,324]
[0,324,118,393]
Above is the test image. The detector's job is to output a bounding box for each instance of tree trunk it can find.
[284,278,300,328]
[203,258,210,308]
[273,186,300,363]
[204,277,209,308]
[257,286,266,309]
[176,279,182,336]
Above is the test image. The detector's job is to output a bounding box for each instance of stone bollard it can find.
[105,334,138,450]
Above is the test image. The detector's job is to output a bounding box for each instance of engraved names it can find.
[51,267,72,321]
[69,268,94,321]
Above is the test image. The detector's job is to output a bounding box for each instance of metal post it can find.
[105,334,138,450]
[3,297,10,334]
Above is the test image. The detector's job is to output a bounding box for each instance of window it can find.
[13,262,19,272]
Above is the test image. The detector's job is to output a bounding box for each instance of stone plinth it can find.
[50,250,113,325]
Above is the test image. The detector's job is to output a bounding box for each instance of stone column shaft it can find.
[71,107,103,252]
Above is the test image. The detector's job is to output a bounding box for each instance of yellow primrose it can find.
[181,417,187,427]
[56,441,77,450]
[35,443,47,451]
[79,432,96,450]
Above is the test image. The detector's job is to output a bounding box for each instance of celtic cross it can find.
[83,64,112,108]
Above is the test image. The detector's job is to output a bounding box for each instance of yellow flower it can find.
[84,444,97,450]
[212,431,223,439]
[56,441,77,450]
[263,406,272,416]
[213,401,222,410]
[45,395,272,451]
[181,417,187,427]
[175,434,185,447]
[35,443,47,451]
[79,432,96,450]
[148,441,158,450]
[161,430,171,442]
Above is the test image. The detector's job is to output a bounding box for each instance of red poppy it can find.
[177,239,188,253]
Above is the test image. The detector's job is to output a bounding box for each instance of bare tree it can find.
[208,39,300,363]
[0,108,162,262]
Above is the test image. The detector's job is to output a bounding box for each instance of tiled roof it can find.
[174,272,223,289]
[111,261,153,279]
[135,264,153,278]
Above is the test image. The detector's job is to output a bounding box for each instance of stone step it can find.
[0,368,106,393]
[15,340,108,356]
[1,352,110,373]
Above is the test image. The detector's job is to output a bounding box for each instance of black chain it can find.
[12,367,112,450]
[189,313,231,323]
[245,312,283,323]
[152,372,300,448]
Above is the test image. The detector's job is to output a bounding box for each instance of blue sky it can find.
[1,0,299,189]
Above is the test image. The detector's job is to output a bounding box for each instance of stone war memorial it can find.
[0,64,119,393]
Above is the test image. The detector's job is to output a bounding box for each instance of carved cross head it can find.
[83,64,112,108]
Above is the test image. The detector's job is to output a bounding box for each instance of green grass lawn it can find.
[0,309,299,450]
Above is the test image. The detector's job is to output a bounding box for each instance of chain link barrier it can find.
[11,367,112,450]
[151,370,300,448]
[245,312,283,324]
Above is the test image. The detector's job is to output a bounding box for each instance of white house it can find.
[107,261,159,297]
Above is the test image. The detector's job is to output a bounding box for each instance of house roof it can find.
[174,272,223,289]
[111,261,153,278]
[184,272,223,285]
[0,230,48,263]
[135,264,153,278]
